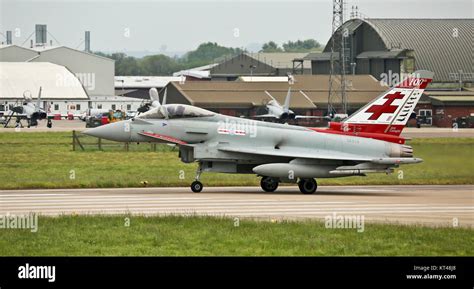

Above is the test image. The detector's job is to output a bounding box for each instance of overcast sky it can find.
[1,0,472,55]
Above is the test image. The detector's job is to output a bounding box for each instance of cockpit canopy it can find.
[137,104,215,119]
[267,100,278,107]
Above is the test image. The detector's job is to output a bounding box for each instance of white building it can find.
[0,44,114,97]
[0,62,88,116]
[88,95,144,112]
[30,46,114,96]
[0,62,142,117]
[0,45,37,62]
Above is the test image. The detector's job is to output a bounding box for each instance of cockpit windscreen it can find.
[138,104,215,119]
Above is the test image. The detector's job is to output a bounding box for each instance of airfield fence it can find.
[72,130,174,152]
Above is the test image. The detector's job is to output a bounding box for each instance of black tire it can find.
[298,178,317,194]
[260,176,279,192]
[191,181,203,193]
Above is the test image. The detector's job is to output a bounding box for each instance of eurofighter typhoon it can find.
[84,70,433,194]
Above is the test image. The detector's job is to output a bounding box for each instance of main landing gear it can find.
[260,176,279,192]
[298,178,317,194]
[191,162,203,193]
[259,176,318,194]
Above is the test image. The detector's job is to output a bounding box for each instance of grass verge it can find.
[0,215,471,256]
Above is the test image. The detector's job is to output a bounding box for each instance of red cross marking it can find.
[366,92,405,120]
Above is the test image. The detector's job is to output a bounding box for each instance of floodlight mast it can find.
[328,0,348,118]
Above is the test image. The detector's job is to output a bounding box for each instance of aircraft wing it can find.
[253,114,278,119]
[218,145,421,164]
[218,145,373,162]
[294,115,328,119]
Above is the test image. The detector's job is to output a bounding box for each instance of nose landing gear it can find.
[190,162,203,193]
[191,180,203,193]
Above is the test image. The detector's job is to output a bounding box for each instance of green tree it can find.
[180,42,242,68]
[260,41,283,52]
[282,39,321,52]
[94,52,142,75]
[116,54,142,75]
[94,39,321,76]
[140,54,181,76]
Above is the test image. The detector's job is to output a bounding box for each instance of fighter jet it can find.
[255,87,326,121]
[84,70,433,194]
[4,87,48,128]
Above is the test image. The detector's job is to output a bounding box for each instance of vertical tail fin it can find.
[36,87,42,112]
[162,87,168,105]
[283,87,292,113]
[341,70,434,136]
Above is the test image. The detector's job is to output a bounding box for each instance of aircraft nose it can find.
[83,121,131,142]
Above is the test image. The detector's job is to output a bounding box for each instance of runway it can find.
[0,185,472,227]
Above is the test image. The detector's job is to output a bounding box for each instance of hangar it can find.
[0,62,89,116]
[304,18,474,83]
[0,44,114,96]
[209,52,312,81]
[0,62,143,117]
[0,45,37,62]
[30,46,114,96]
[0,39,141,117]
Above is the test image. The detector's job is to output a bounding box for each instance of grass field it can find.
[0,215,471,256]
[0,132,472,189]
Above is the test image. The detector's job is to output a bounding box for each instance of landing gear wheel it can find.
[260,176,279,192]
[191,181,203,193]
[298,178,317,194]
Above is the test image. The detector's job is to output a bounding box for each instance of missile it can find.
[329,169,393,175]
[371,158,423,165]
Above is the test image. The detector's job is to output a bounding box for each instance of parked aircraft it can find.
[84,70,433,194]
[255,87,327,121]
[137,88,167,114]
[3,87,48,128]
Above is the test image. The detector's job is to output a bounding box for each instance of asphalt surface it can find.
[401,127,474,138]
[0,119,86,132]
[0,185,472,227]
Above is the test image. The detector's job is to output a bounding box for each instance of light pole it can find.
[250,65,256,81]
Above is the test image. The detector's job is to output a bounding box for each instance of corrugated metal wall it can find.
[385,59,401,76]
[356,59,370,74]
[369,59,385,79]
[311,61,331,75]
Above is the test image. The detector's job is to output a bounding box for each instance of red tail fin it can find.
[341,70,433,136]
[312,71,434,144]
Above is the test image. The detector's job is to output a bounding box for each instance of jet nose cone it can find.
[83,121,131,142]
